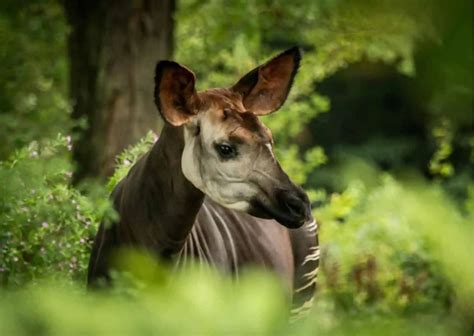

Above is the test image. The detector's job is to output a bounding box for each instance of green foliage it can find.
[0,244,467,336]
[0,270,288,336]
[0,136,115,286]
[429,119,454,177]
[107,131,158,192]
[0,0,70,159]
[318,176,453,312]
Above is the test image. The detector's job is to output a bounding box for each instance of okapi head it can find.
[154,47,312,228]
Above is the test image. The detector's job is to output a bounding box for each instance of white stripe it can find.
[305,219,318,234]
[302,246,320,266]
[188,228,194,261]
[195,222,213,264]
[295,267,319,293]
[190,226,205,269]
[212,207,239,277]
[289,297,314,322]
[202,203,238,276]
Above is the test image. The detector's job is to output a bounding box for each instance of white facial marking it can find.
[265,143,275,160]
[181,126,205,189]
[180,113,259,212]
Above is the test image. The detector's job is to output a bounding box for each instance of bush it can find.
[0,135,115,287]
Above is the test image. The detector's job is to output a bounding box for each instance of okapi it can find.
[87,47,319,318]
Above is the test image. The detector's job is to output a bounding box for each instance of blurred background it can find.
[0,0,472,335]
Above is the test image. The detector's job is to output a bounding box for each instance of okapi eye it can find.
[214,143,237,159]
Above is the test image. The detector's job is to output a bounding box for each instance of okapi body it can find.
[88,48,320,317]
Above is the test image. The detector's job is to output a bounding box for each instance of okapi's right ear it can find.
[154,61,199,126]
[231,47,301,116]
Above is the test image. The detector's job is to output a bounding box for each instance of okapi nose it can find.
[278,190,310,220]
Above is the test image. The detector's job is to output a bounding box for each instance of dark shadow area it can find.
[311,60,430,173]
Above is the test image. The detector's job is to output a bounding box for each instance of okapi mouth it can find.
[248,197,308,229]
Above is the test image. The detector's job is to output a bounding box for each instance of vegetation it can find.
[0,0,472,334]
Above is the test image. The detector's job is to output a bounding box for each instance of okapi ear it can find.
[231,47,301,116]
[154,60,199,126]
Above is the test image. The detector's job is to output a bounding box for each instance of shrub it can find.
[0,135,115,287]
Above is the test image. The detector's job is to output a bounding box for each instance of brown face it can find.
[154,48,312,228]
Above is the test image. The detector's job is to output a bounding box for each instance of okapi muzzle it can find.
[249,183,312,229]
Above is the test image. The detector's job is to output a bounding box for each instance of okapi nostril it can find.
[282,195,305,217]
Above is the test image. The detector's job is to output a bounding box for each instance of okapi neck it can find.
[124,124,204,255]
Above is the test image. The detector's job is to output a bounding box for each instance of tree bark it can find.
[64,0,174,182]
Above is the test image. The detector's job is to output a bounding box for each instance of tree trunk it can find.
[64,0,174,182]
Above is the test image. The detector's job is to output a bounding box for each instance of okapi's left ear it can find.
[231,47,301,116]
[154,60,199,126]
